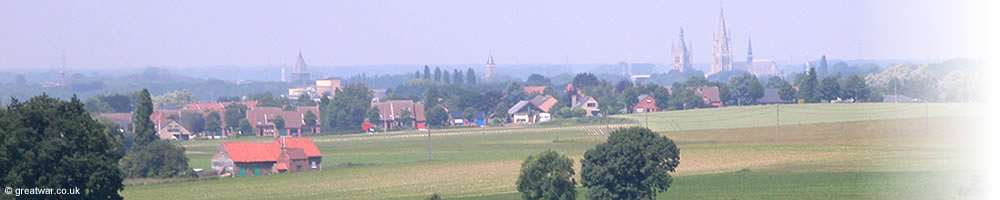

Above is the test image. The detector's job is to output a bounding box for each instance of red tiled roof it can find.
[523,86,546,95]
[283,148,308,160]
[283,137,322,157]
[246,106,320,128]
[222,142,282,163]
[371,100,427,122]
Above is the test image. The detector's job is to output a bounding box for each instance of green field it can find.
[122,103,984,199]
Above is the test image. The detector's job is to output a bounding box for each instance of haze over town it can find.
[0,0,993,71]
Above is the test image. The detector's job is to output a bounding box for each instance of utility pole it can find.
[427,127,432,161]
[775,104,780,140]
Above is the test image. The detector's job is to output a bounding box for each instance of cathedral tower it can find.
[671,28,693,73]
[711,7,733,75]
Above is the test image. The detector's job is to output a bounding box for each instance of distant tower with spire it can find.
[711,7,734,75]
[291,52,311,86]
[484,54,496,79]
[671,28,693,73]
[746,36,753,66]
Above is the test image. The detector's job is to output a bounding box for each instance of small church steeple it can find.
[746,36,753,65]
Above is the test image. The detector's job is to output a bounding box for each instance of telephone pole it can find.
[775,104,780,139]
[427,127,432,161]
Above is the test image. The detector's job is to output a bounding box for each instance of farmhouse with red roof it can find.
[211,137,322,177]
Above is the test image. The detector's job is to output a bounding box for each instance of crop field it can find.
[122,103,983,199]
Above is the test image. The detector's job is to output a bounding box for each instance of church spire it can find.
[747,36,753,65]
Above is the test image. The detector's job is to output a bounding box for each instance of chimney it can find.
[571,95,578,108]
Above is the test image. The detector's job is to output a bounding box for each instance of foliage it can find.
[728,73,764,105]
[463,107,476,121]
[368,106,381,123]
[120,140,192,179]
[819,76,841,101]
[304,110,317,127]
[526,74,553,86]
[249,92,290,108]
[298,93,316,106]
[517,150,577,200]
[152,89,196,109]
[423,65,431,80]
[325,84,373,132]
[181,110,206,134]
[765,76,788,88]
[571,73,599,89]
[237,119,254,136]
[841,75,871,102]
[572,108,587,118]
[399,108,413,127]
[424,85,441,110]
[434,67,442,82]
[453,69,464,84]
[273,115,285,132]
[652,86,671,110]
[798,67,820,103]
[502,81,528,106]
[466,68,477,85]
[667,83,703,110]
[216,96,242,102]
[443,70,451,84]
[133,89,158,146]
[84,93,137,113]
[493,102,509,122]
[581,127,680,200]
[426,105,448,127]
[865,64,939,101]
[0,95,125,199]
[204,110,222,137]
[223,103,249,131]
[779,81,797,103]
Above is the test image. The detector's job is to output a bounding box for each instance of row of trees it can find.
[517,127,680,199]
[417,65,478,85]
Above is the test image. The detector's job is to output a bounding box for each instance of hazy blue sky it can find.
[0,0,994,69]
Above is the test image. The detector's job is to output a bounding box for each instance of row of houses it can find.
[100,101,321,140]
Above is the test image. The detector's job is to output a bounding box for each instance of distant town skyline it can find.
[0,0,995,70]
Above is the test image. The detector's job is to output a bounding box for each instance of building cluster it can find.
[211,137,322,177]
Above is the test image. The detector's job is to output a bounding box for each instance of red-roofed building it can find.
[211,137,322,177]
[695,86,723,107]
[370,100,426,130]
[246,106,321,136]
[522,86,546,95]
[634,94,659,113]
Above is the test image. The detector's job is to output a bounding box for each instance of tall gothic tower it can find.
[484,54,496,79]
[746,36,753,66]
[711,7,733,75]
[671,28,693,73]
[291,52,311,86]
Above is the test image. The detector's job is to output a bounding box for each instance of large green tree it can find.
[223,103,249,133]
[517,150,577,200]
[423,65,431,80]
[571,73,599,89]
[133,89,157,146]
[325,84,373,131]
[798,67,820,103]
[180,110,206,135]
[237,119,253,136]
[0,95,125,199]
[819,76,841,101]
[581,127,680,199]
[204,110,222,137]
[728,73,764,105]
[466,68,477,84]
[840,75,871,102]
[426,105,448,127]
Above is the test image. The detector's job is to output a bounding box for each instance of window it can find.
[311,161,317,169]
[586,103,596,107]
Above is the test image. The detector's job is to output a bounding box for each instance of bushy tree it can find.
[434,67,442,81]
[304,110,317,127]
[517,150,577,200]
[502,81,528,106]
[399,108,413,127]
[571,73,599,89]
[581,127,680,199]
[652,86,671,110]
[223,103,248,133]
[493,102,509,122]
[204,110,222,137]
[180,110,206,135]
[273,115,285,135]
[423,65,431,80]
[819,76,841,101]
[0,95,125,199]
[463,107,476,122]
[367,107,381,124]
[526,74,552,86]
[841,75,871,102]
[133,89,157,146]
[454,69,464,84]
[779,81,797,103]
[728,73,764,105]
[443,70,451,84]
[798,67,820,103]
[298,93,316,106]
[152,89,196,109]
[237,119,253,136]
[120,140,192,178]
[426,105,448,127]
[424,86,441,109]
[466,68,477,84]
[325,84,373,131]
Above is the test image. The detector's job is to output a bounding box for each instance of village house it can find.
[634,94,658,113]
[370,100,427,130]
[157,120,194,140]
[211,137,322,177]
[246,106,322,136]
[507,100,544,124]
[182,101,258,136]
[695,86,723,107]
[529,95,558,113]
[571,95,601,116]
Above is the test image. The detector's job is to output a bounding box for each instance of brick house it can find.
[211,137,322,177]
[156,120,194,140]
[695,86,723,107]
[634,94,658,113]
[370,100,427,130]
[571,95,601,116]
[246,106,321,136]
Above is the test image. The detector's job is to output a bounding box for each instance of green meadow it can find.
[122,103,983,199]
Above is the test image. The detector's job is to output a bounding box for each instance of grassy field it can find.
[122,103,983,199]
